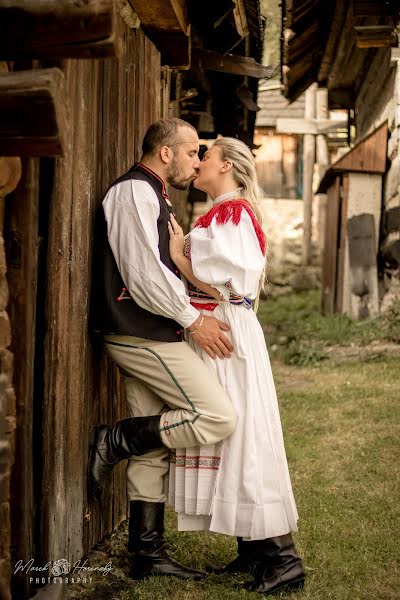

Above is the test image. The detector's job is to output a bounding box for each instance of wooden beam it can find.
[153,31,190,68]
[0,0,121,59]
[328,87,355,109]
[353,0,395,17]
[192,49,278,79]
[355,25,397,48]
[128,0,190,67]
[302,83,316,266]
[129,0,189,34]
[232,0,249,39]
[0,68,67,156]
[276,116,348,135]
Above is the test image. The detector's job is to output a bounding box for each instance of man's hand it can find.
[188,315,234,359]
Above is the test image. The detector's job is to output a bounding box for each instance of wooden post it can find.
[302,83,316,265]
[0,155,21,600]
[315,87,330,255]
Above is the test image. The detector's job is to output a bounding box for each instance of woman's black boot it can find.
[128,501,206,580]
[244,533,305,595]
[87,416,163,502]
[209,537,261,574]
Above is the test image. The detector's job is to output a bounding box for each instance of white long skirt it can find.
[168,302,299,540]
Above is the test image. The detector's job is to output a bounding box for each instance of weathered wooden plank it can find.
[6,158,39,600]
[192,49,277,79]
[285,0,320,30]
[355,25,397,48]
[321,176,340,314]
[0,0,122,59]
[125,24,136,167]
[331,120,388,173]
[302,83,316,266]
[65,57,93,564]
[318,121,388,193]
[84,56,103,555]
[276,116,347,135]
[0,68,67,156]
[100,53,121,535]
[353,0,394,16]
[129,0,189,34]
[336,174,349,314]
[40,60,76,565]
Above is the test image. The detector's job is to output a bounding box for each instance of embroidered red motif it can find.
[190,302,218,311]
[193,199,266,255]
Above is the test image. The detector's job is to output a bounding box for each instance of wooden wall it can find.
[254,131,301,199]
[4,20,168,599]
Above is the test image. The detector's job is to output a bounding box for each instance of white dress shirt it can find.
[103,178,200,330]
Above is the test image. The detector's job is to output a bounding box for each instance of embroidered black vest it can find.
[92,164,184,342]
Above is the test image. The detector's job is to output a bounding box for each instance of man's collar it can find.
[134,163,171,204]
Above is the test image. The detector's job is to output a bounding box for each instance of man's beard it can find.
[167,157,195,190]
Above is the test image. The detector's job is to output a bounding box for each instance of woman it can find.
[168,137,305,595]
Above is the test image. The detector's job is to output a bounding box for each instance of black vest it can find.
[93,164,184,342]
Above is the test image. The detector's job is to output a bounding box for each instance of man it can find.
[88,118,237,580]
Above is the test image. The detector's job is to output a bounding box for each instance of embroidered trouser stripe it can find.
[106,340,201,432]
[103,335,237,503]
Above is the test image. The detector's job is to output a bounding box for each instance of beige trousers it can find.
[104,335,237,503]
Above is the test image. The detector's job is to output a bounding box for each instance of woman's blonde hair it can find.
[212,136,267,310]
[212,137,263,224]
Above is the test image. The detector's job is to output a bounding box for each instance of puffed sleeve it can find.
[189,209,265,299]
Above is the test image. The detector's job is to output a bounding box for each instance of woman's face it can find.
[193,144,224,193]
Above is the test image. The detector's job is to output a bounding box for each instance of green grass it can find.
[258,291,400,365]
[69,292,400,600]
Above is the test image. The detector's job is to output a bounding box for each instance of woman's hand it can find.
[168,214,185,261]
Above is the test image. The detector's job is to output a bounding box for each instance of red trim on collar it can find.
[193,199,267,255]
[135,163,171,204]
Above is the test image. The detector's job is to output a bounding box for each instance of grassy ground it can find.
[69,292,400,600]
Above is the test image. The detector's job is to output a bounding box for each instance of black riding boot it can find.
[88,416,162,502]
[244,533,305,595]
[128,501,206,580]
[209,537,261,574]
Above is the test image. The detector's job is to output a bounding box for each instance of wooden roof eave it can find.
[281,1,323,101]
[128,0,191,67]
[317,120,388,193]
[0,0,122,59]
[0,67,67,156]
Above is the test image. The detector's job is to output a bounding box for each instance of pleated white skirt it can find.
[168,302,299,540]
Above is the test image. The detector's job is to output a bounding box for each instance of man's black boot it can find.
[128,501,206,580]
[88,416,162,502]
[243,533,305,595]
[209,537,261,574]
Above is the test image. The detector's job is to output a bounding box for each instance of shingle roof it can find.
[255,88,305,128]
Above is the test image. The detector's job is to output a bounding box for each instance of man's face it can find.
[166,127,200,190]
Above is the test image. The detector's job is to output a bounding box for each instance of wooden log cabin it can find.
[0,1,266,599]
[281,0,400,317]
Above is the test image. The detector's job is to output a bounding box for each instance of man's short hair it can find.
[142,118,197,156]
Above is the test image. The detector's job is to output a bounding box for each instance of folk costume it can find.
[169,190,299,541]
[88,163,237,580]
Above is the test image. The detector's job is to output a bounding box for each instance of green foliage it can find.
[383,298,400,343]
[258,290,398,365]
[283,340,328,366]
